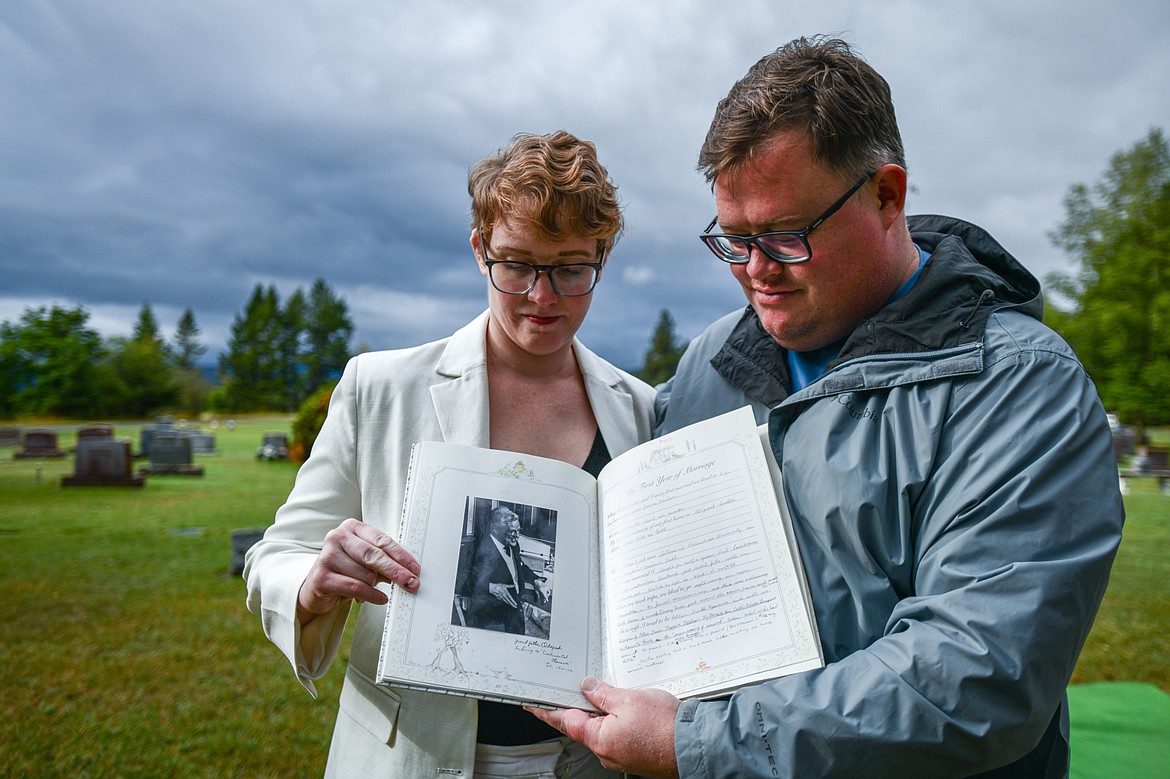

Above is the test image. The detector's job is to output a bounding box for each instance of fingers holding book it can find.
[297,518,421,622]
[526,677,681,778]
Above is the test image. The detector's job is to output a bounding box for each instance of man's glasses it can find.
[699,171,875,264]
[481,243,605,297]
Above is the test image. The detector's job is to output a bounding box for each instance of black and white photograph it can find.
[452,497,558,640]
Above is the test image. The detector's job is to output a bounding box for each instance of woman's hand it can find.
[296,518,420,622]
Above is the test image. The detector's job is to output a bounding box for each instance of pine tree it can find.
[639,309,686,386]
[220,284,286,411]
[132,302,164,345]
[303,278,354,393]
[280,289,307,408]
[171,308,210,415]
[109,303,179,416]
[173,308,207,372]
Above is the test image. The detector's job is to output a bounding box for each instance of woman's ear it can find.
[471,230,488,277]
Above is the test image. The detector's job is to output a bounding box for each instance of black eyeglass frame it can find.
[699,171,876,265]
[480,242,607,297]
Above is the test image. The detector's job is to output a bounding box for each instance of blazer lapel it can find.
[431,312,491,448]
[576,341,641,455]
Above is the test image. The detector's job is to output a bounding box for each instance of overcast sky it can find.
[2,0,1168,371]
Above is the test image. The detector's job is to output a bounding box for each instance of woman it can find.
[244,131,656,778]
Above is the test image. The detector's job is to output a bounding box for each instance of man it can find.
[457,506,550,635]
[530,37,1124,777]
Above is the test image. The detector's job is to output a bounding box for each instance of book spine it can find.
[381,681,557,710]
[377,442,422,684]
[396,441,421,539]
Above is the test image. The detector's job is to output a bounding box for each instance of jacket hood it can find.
[832,214,1043,365]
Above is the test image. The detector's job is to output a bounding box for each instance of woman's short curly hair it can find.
[469,130,623,256]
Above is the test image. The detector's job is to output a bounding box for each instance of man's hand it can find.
[527,677,681,778]
[297,518,420,623]
[489,582,518,607]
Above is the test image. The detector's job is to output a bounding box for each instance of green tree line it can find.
[1045,127,1170,436]
[0,278,353,419]
[215,278,353,413]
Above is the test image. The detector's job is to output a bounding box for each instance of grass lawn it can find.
[1071,474,1170,690]
[0,418,1166,776]
[0,416,347,777]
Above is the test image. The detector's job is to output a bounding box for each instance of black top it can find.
[476,428,611,746]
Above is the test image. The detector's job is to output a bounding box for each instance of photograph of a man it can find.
[454,505,553,637]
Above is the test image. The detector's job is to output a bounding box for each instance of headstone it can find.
[257,432,290,461]
[139,417,182,460]
[62,439,144,487]
[140,427,159,459]
[140,433,204,476]
[14,429,66,459]
[1112,425,1137,461]
[230,529,267,576]
[185,429,218,455]
[0,426,21,447]
[76,424,114,443]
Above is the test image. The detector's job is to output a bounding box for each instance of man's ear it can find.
[874,165,908,229]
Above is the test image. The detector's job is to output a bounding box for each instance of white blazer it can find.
[244,311,657,777]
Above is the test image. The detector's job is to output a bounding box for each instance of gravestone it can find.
[185,429,218,455]
[1112,425,1137,461]
[76,424,114,442]
[63,438,144,487]
[257,432,290,461]
[139,417,180,459]
[139,427,160,459]
[230,529,266,576]
[14,429,66,459]
[0,426,21,447]
[140,433,204,476]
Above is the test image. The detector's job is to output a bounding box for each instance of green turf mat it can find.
[1068,682,1169,778]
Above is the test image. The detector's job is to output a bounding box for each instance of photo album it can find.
[376,405,822,710]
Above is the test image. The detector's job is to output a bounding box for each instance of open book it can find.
[376,406,822,710]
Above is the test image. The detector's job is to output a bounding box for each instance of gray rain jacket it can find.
[656,215,1124,777]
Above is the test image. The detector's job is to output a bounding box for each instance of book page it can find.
[379,442,603,709]
[598,406,822,697]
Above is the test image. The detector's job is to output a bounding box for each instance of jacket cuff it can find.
[675,697,709,778]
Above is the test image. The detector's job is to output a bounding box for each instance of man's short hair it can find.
[698,36,906,184]
[489,506,519,532]
[469,130,624,257]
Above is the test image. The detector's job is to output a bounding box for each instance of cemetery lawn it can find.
[0,416,346,778]
[0,419,1167,776]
